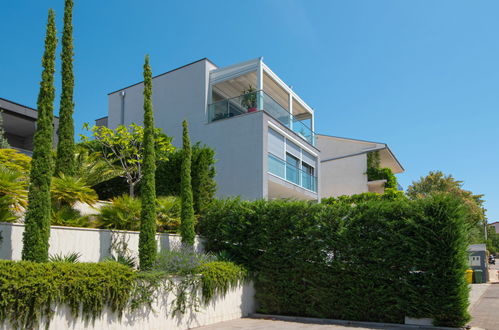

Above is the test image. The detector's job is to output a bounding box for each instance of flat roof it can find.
[0,97,59,119]
[107,57,217,95]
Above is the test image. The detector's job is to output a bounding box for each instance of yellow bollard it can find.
[466,269,473,284]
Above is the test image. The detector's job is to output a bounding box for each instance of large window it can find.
[267,128,317,192]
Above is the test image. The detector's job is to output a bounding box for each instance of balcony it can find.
[208,90,315,146]
[267,153,317,192]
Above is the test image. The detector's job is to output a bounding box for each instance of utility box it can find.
[468,244,488,283]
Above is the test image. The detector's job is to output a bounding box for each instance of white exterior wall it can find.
[0,223,204,262]
[317,135,378,198]
[320,153,368,198]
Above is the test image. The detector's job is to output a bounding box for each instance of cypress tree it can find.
[22,10,57,262]
[180,120,195,245]
[55,0,76,176]
[138,55,157,270]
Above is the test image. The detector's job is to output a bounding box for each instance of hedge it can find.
[200,195,470,327]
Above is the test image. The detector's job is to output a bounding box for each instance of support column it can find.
[257,57,263,110]
[288,93,293,130]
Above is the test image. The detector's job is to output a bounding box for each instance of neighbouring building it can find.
[489,221,499,234]
[0,97,59,155]
[98,57,403,201]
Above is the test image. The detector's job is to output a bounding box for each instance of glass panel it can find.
[208,90,315,146]
[268,153,285,178]
[286,153,300,185]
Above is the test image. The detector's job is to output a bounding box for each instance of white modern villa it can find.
[99,57,403,201]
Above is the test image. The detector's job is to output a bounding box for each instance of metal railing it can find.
[208,90,315,146]
[268,153,317,192]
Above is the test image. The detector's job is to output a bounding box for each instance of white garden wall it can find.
[0,222,204,262]
[0,279,256,330]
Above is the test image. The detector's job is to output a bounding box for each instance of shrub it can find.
[0,149,31,175]
[0,165,28,213]
[195,261,247,304]
[153,245,216,275]
[49,251,81,263]
[96,195,141,230]
[51,205,92,227]
[200,196,470,327]
[51,174,98,207]
[156,196,181,232]
[0,260,135,329]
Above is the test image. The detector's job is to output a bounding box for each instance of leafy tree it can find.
[191,144,216,215]
[486,226,499,255]
[139,55,157,270]
[80,123,173,197]
[55,0,76,176]
[0,111,10,148]
[180,120,195,245]
[407,170,486,243]
[22,10,58,262]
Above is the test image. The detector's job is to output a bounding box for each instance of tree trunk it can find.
[129,182,135,197]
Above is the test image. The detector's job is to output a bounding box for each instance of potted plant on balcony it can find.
[241,85,257,113]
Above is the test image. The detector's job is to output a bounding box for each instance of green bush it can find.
[200,196,470,327]
[96,195,141,230]
[195,261,248,304]
[0,260,135,329]
[153,245,216,275]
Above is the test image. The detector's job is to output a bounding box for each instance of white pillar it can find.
[257,57,263,110]
[288,93,293,130]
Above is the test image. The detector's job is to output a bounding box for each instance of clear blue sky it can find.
[1,1,498,221]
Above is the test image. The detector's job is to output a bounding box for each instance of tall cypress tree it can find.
[22,9,58,262]
[180,120,195,245]
[55,0,75,176]
[139,55,157,270]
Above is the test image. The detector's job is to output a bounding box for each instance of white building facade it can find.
[103,57,402,201]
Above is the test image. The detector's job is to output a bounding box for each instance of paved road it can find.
[195,318,410,330]
[470,265,499,330]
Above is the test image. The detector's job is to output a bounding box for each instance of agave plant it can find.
[49,251,81,263]
[51,174,98,208]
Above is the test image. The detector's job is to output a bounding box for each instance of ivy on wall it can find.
[366,151,398,189]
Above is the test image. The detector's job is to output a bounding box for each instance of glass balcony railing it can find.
[268,153,317,192]
[208,90,315,146]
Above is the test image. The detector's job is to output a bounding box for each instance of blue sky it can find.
[1,1,498,220]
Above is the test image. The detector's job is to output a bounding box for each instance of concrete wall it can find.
[0,223,204,262]
[0,279,255,330]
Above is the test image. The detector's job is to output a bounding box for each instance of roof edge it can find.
[107,57,217,95]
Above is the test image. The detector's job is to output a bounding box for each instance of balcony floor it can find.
[267,174,317,201]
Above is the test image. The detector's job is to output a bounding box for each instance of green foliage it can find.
[366,150,398,189]
[195,261,248,304]
[80,123,174,197]
[22,10,57,262]
[0,165,28,213]
[407,170,486,244]
[0,149,31,175]
[51,174,98,207]
[75,147,122,187]
[49,251,81,263]
[96,195,141,230]
[0,112,10,149]
[51,205,91,227]
[153,245,216,275]
[55,0,76,177]
[200,196,470,327]
[156,143,216,214]
[322,187,406,205]
[487,226,499,255]
[180,120,195,245]
[0,260,135,329]
[156,196,181,232]
[139,55,158,270]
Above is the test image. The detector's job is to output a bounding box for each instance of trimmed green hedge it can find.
[200,195,470,327]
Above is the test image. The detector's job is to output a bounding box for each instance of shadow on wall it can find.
[0,222,205,262]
